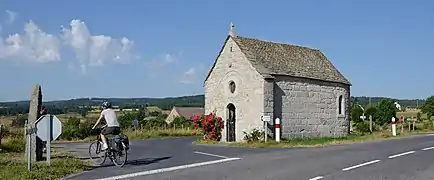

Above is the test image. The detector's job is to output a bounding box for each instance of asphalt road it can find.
[57,134,434,180]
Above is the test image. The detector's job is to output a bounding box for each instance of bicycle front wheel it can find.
[112,142,128,167]
[88,141,107,165]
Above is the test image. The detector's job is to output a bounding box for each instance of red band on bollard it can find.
[392,121,396,125]
[275,124,281,128]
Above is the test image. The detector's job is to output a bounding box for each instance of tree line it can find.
[0,95,429,116]
[0,95,204,116]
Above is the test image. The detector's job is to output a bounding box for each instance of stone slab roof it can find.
[233,36,351,85]
[205,34,351,86]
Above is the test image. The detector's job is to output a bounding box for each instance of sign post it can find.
[408,118,411,131]
[36,114,62,166]
[25,123,37,171]
[132,120,139,136]
[400,116,404,133]
[261,115,270,142]
[413,119,415,131]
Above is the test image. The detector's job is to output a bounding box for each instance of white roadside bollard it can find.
[275,118,280,142]
[392,117,397,136]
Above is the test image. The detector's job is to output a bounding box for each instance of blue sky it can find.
[0,0,433,101]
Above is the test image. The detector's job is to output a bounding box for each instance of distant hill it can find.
[0,94,205,110]
[350,96,425,108]
[0,94,427,116]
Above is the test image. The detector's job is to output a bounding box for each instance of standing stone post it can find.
[25,84,43,162]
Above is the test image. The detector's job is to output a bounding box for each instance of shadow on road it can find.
[87,156,172,169]
[49,154,90,160]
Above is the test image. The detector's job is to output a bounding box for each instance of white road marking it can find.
[422,147,434,151]
[94,157,241,180]
[342,160,381,171]
[309,176,324,180]
[388,151,415,159]
[194,151,229,159]
[425,134,434,136]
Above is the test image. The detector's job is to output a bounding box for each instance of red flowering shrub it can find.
[191,113,224,141]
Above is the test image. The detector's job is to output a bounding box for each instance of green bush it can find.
[1,126,23,139]
[376,99,397,126]
[141,117,167,129]
[0,137,25,153]
[60,117,94,140]
[243,128,265,143]
[365,106,378,119]
[351,106,364,124]
[355,121,372,135]
[170,116,193,128]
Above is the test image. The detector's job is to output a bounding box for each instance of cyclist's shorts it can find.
[101,126,121,135]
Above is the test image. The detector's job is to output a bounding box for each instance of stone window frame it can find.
[222,71,242,97]
[337,94,345,117]
[228,80,236,94]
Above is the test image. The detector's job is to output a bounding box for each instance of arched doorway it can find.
[226,103,236,142]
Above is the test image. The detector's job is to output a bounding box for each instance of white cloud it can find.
[5,10,17,24]
[146,52,181,68]
[185,67,195,75]
[179,67,196,84]
[0,20,61,63]
[61,19,135,70]
[0,18,137,73]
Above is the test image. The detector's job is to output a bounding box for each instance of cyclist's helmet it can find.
[101,101,112,109]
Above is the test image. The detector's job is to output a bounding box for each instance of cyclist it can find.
[92,101,121,151]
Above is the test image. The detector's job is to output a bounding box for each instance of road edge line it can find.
[194,151,229,159]
[388,151,415,159]
[342,159,381,171]
[94,157,242,180]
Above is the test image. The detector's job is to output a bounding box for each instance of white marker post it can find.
[392,117,397,136]
[275,118,280,142]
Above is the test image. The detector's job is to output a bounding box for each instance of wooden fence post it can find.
[0,124,3,146]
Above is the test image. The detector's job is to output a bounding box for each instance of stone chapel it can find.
[204,23,352,142]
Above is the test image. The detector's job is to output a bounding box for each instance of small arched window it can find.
[338,95,343,115]
[229,81,236,93]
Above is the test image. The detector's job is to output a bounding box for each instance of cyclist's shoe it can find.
[101,142,109,151]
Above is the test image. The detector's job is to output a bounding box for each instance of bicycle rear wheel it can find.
[88,141,107,165]
[112,142,128,167]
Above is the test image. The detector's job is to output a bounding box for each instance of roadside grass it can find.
[194,129,434,148]
[0,115,15,126]
[0,136,91,180]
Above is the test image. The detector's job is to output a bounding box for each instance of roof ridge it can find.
[235,35,320,51]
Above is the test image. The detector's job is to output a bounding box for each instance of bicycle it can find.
[88,127,129,167]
